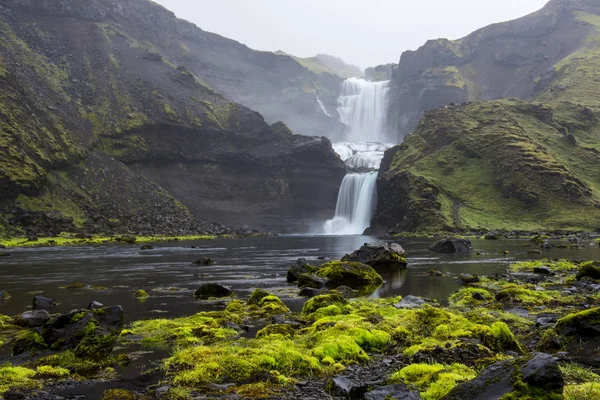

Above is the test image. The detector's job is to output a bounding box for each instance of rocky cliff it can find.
[0,0,346,236]
[374,0,600,234]
[388,0,600,139]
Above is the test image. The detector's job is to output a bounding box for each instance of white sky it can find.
[153,0,550,69]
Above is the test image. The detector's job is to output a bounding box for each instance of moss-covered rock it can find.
[555,308,600,337]
[13,306,124,359]
[315,261,383,290]
[134,289,149,299]
[576,262,600,281]
[442,353,564,400]
[256,324,297,339]
[302,294,348,316]
[341,242,407,268]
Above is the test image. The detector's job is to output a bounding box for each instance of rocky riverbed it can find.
[1,237,600,399]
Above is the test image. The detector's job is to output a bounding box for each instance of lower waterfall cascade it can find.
[323,78,393,235]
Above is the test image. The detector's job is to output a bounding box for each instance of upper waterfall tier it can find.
[337,78,391,143]
[332,142,392,171]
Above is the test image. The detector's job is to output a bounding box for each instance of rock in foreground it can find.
[442,353,563,399]
[342,242,407,268]
[13,306,124,358]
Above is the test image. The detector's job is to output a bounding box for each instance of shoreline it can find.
[0,234,272,249]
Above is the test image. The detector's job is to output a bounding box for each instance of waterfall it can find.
[337,78,390,143]
[315,93,332,117]
[323,79,392,235]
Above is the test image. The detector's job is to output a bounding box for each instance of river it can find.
[1,235,597,323]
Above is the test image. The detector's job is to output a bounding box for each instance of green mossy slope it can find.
[375,100,600,234]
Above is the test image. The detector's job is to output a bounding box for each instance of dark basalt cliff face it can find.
[374,0,600,234]
[0,0,346,236]
[387,0,600,139]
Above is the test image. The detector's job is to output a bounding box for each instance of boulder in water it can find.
[315,261,383,290]
[342,242,407,268]
[194,283,233,299]
[297,273,328,289]
[429,238,472,253]
[33,295,56,310]
[484,231,502,240]
[193,257,215,266]
[442,353,563,399]
[458,274,480,285]
[287,258,318,283]
[298,287,321,298]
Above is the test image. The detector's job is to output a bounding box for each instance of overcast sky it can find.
[153,0,549,69]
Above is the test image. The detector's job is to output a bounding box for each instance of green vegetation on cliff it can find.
[377,99,600,233]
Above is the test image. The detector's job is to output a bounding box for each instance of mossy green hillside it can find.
[376,100,600,234]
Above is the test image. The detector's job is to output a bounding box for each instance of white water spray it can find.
[324,79,392,235]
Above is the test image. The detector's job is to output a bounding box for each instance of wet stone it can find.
[394,295,426,309]
[33,295,56,310]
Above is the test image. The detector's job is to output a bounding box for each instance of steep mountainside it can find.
[0,0,346,236]
[387,0,600,139]
[374,0,600,234]
[4,0,346,139]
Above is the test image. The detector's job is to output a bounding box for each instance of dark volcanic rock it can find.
[458,274,480,285]
[328,376,367,398]
[287,258,317,283]
[364,384,422,400]
[193,257,215,266]
[576,262,600,280]
[484,231,502,240]
[341,242,407,268]
[533,266,552,275]
[394,295,427,309]
[298,287,321,298]
[194,283,233,299]
[555,307,600,337]
[14,310,51,328]
[429,238,472,253]
[442,353,563,400]
[13,306,124,358]
[88,301,104,310]
[32,296,56,310]
[297,274,328,289]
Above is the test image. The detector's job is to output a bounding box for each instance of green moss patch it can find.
[390,363,477,400]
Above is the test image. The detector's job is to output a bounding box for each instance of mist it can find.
[153,0,549,68]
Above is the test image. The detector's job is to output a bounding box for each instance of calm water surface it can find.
[1,235,598,321]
